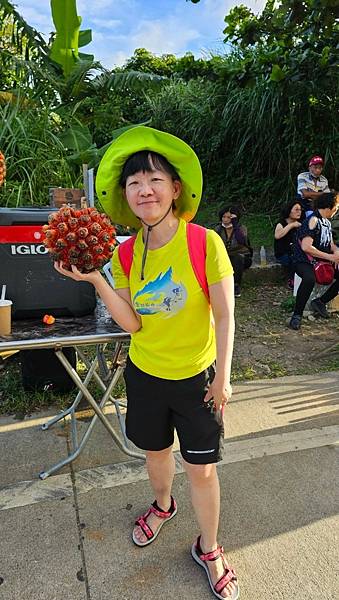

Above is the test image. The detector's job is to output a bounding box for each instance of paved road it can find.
[0,371,338,599]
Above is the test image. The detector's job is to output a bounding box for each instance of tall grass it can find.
[0,98,79,207]
[145,73,338,215]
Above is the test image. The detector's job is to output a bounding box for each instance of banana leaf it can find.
[58,123,92,152]
[79,29,92,47]
[49,0,92,78]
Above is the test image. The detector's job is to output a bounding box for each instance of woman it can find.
[215,206,253,298]
[55,126,238,600]
[289,191,339,330]
[274,201,302,287]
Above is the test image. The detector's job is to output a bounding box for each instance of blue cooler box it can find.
[0,207,96,319]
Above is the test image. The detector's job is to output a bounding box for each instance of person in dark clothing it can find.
[274,201,302,288]
[289,192,339,330]
[215,205,253,297]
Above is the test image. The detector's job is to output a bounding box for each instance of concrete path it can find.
[0,371,338,599]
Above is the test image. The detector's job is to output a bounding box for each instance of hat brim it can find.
[95,126,203,229]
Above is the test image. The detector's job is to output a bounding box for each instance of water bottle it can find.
[260,245,267,267]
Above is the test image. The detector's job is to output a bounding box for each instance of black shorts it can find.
[123,357,224,464]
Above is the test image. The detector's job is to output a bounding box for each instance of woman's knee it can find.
[183,460,217,484]
[146,446,173,463]
[298,270,316,288]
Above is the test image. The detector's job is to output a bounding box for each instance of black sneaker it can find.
[234,285,241,298]
[289,314,302,330]
[310,298,329,319]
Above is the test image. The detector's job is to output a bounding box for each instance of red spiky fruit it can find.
[42,205,116,272]
[0,151,6,187]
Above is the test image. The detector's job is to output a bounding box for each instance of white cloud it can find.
[131,18,200,55]
[243,0,266,14]
[110,51,130,67]
[77,0,137,18]
[203,0,233,21]
[92,18,122,29]
[77,0,117,12]
[204,0,265,19]
[13,3,52,36]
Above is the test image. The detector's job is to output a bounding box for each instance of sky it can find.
[13,0,266,69]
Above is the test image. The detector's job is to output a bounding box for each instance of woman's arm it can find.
[231,219,247,245]
[275,222,300,239]
[330,240,339,254]
[54,263,142,333]
[301,237,339,264]
[204,275,235,410]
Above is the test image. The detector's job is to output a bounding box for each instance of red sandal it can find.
[132,496,177,547]
[191,535,239,599]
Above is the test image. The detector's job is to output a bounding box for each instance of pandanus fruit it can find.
[42,205,116,272]
[0,151,6,186]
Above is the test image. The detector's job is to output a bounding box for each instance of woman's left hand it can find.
[54,261,101,285]
[204,377,232,411]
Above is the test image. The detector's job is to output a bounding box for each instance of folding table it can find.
[0,300,145,479]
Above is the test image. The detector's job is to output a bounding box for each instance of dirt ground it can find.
[233,282,339,380]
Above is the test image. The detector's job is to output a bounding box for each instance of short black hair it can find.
[312,191,339,210]
[218,205,242,221]
[279,200,302,221]
[119,151,180,188]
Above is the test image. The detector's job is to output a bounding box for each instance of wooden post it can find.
[82,164,89,203]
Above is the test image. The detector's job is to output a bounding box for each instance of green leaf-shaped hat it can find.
[96,126,203,229]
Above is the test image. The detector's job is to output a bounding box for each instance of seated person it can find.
[289,191,339,331]
[297,156,330,217]
[215,205,253,297]
[274,201,302,288]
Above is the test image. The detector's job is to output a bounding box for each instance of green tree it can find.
[0,0,51,93]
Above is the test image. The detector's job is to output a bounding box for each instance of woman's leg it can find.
[294,263,316,316]
[277,255,295,282]
[133,446,175,544]
[184,461,220,549]
[276,254,290,268]
[183,460,236,598]
[243,255,252,270]
[287,257,296,280]
[229,254,244,285]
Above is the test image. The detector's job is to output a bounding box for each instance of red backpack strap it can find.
[186,223,209,301]
[117,235,137,278]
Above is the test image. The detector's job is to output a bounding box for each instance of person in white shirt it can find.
[297,156,330,216]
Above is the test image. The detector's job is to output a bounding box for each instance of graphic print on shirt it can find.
[319,219,332,248]
[133,267,187,316]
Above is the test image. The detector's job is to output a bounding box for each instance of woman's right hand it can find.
[54,261,102,285]
[331,254,339,265]
[292,221,302,228]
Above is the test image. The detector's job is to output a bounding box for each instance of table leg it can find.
[41,352,100,431]
[39,346,144,479]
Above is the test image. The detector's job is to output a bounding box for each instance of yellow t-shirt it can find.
[112,219,233,379]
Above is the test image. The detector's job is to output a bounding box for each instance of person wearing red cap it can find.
[297,156,330,216]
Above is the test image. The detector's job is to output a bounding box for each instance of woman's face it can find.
[289,203,302,220]
[326,200,339,219]
[124,168,181,225]
[221,211,232,225]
